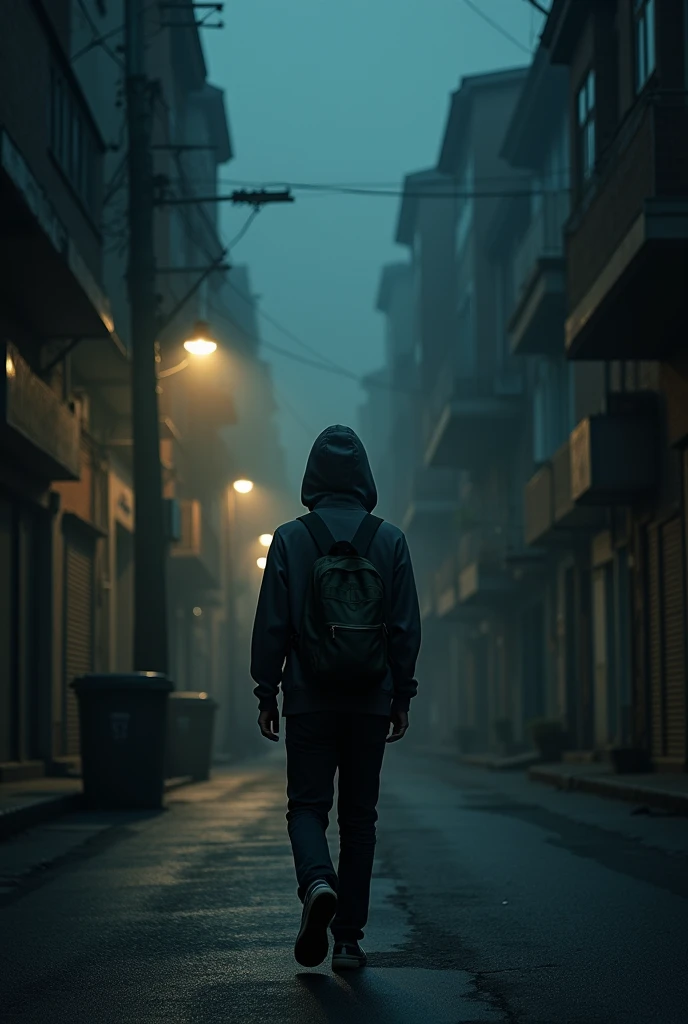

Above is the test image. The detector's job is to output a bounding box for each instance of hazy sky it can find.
[204,1,545,489]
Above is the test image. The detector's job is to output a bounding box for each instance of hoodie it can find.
[251,424,421,716]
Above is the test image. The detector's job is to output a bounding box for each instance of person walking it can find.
[251,424,421,972]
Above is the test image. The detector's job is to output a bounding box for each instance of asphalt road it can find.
[1,749,688,1024]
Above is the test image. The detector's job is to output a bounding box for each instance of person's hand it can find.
[258,706,280,742]
[387,710,409,743]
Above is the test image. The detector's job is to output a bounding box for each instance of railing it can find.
[1,342,80,479]
[512,190,569,304]
[567,91,688,311]
[172,499,221,588]
[552,439,573,522]
[524,464,554,546]
[423,353,525,450]
[458,523,524,571]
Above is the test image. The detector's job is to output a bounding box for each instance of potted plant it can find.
[528,718,567,763]
[493,718,514,756]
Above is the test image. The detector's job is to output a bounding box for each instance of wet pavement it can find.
[1,749,688,1023]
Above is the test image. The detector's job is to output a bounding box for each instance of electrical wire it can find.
[208,299,418,396]
[460,0,533,56]
[223,280,353,374]
[164,180,570,202]
[226,208,260,250]
[74,0,125,69]
[274,386,320,439]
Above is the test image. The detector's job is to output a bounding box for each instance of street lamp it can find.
[233,479,254,495]
[183,319,217,356]
[259,533,273,548]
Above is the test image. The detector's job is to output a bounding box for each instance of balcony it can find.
[570,400,659,505]
[457,525,522,606]
[552,438,605,532]
[1,342,80,480]
[401,468,459,534]
[524,463,554,546]
[509,190,569,356]
[565,92,688,360]
[424,371,525,469]
[169,499,221,592]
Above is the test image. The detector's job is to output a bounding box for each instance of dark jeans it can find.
[285,711,388,942]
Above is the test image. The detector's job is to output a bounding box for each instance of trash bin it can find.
[166,692,218,782]
[72,673,173,810]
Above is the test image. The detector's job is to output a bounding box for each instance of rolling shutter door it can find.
[647,526,663,759]
[661,518,686,764]
[64,535,94,756]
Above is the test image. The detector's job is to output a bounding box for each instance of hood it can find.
[301,425,378,512]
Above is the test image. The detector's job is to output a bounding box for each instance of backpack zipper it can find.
[329,624,384,638]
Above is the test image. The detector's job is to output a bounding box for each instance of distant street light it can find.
[257,556,267,570]
[259,533,273,548]
[184,319,218,356]
[233,479,254,494]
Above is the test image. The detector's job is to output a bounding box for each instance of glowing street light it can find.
[259,533,273,548]
[257,556,267,570]
[183,319,217,357]
[233,479,254,495]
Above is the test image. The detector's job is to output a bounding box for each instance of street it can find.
[2,752,687,1024]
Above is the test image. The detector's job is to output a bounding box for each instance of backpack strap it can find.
[351,514,384,558]
[298,513,337,556]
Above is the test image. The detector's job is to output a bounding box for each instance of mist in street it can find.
[203,0,544,487]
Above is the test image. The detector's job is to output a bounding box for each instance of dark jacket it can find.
[251,425,421,716]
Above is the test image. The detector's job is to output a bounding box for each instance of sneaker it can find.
[294,880,338,968]
[332,941,367,971]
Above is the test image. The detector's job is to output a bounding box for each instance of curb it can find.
[0,775,196,842]
[0,791,83,841]
[529,767,688,815]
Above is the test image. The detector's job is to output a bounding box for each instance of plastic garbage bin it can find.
[72,672,173,809]
[166,692,218,782]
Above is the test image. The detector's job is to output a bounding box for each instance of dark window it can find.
[49,66,97,218]
[577,69,596,185]
[635,0,656,92]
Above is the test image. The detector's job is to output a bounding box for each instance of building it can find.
[0,0,125,777]
[416,69,531,750]
[539,0,688,770]
[0,1,283,778]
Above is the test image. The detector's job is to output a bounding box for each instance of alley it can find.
[2,753,687,1024]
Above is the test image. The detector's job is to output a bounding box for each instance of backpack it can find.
[296,512,388,692]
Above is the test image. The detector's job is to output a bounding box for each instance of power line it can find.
[163,181,569,202]
[461,0,532,56]
[223,280,353,374]
[74,0,125,68]
[208,299,418,396]
[522,0,550,16]
[274,386,320,439]
[226,208,260,250]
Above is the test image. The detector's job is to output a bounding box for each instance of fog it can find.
[204,0,545,493]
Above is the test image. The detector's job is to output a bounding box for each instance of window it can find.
[49,67,98,218]
[635,0,656,92]
[577,69,596,185]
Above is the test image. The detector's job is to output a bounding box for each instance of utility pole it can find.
[125,0,168,673]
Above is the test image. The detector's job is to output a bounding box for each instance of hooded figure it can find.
[251,424,421,717]
[251,425,421,972]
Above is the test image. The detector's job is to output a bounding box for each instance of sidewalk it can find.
[0,777,83,840]
[530,761,688,815]
[0,774,194,840]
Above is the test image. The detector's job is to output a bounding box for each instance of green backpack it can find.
[297,512,388,692]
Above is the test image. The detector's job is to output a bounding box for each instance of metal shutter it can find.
[64,536,94,756]
[661,518,686,764]
[647,526,663,759]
